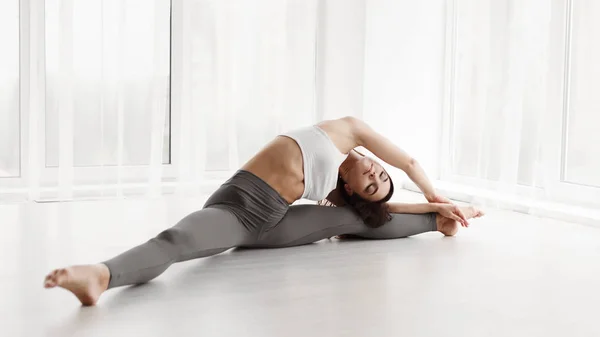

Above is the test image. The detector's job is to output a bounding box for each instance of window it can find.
[564,0,600,188]
[44,0,171,168]
[448,0,547,188]
[0,0,20,178]
[442,0,600,206]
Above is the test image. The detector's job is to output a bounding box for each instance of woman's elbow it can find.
[403,157,418,173]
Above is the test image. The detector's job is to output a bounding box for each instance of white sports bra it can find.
[282,125,348,201]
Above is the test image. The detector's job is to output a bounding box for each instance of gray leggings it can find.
[103,171,437,288]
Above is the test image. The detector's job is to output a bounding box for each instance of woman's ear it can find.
[344,184,354,196]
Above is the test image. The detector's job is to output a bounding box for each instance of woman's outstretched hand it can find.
[433,203,469,227]
[427,194,470,227]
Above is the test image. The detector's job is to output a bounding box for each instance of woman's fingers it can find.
[454,207,469,227]
[450,214,464,226]
[442,210,464,226]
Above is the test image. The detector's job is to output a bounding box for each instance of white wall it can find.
[362,0,447,180]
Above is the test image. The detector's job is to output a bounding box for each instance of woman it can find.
[44,117,483,306]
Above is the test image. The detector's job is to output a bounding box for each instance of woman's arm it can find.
[389,202,466,224]
[343,117,469,226]
[323,191,439,215]
[344,117,436,200]
[387,202,438,214]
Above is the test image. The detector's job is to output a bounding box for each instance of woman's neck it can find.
[339,150,362,178]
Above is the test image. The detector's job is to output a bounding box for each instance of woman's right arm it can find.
[390,202,466,225]
[325,192,442,217]
[387,202,438,214]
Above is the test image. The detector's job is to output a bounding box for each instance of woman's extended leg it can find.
[44,207,252,306]
[254,205,482,248]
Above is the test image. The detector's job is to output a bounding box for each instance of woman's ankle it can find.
[95,264,111,291]
[435,214,459,236]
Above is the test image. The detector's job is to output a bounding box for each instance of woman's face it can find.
[341,156,391,202]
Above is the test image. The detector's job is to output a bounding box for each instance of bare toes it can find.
[44,269,66,288]
[44,276,56,288]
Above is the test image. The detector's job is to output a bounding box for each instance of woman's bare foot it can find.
[44,264,110,306]
[436,206,484,236]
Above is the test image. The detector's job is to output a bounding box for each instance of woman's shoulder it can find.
[317,116,359,132]
[316,117,361,154]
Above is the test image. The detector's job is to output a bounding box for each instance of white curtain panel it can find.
[21,0,318,200]
[449,0,552,191]
[0,0,20,178]
[175,0,318,180]
[44,0,171,198]
[447,0,600,208]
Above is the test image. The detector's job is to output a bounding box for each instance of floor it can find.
[1,191,599,337]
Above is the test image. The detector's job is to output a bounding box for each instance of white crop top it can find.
[282,125,348,201]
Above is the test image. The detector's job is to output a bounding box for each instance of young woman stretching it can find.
[44,117,483,306]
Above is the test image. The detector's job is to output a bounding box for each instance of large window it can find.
[0,0,20,178]
[44,0,171,168]
[448,0,548,188]
[442,0,600,206]
[1,0,318,201]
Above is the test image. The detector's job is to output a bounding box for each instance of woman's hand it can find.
[427,194,469,226]
[433,203,469,227]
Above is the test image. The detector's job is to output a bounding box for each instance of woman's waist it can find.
[203,170,290,234]
[204,170,290,208]
[243,167,304,204]
[241,137,305,203]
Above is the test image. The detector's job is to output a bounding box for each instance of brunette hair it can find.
[335,174,394,228]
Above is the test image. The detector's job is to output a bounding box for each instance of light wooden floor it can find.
[1,192,599,337]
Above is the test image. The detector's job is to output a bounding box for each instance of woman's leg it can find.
[44,207,252,306]
[255,205,482,248]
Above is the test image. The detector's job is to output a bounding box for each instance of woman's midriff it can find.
[240,136,305,204]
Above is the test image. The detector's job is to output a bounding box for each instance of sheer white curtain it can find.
[172,0,318,196]
[3,0,319,201]
[40,0,171,200]
[174,0,318,185]
[0,0,20,179]
[443,0,551,196]
[443,0,600,210]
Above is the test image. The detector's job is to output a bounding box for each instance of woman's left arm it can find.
[344,117,469,225]
[345,117,436,200]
